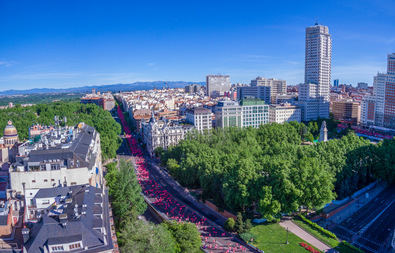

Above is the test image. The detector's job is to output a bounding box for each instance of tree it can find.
[164,221,201,253]
[291,157,335,211]
[224,218,235,232]
[235,212,245,233]
[0,101,121,159]
[119,219,176,253]
[109,159,147,226]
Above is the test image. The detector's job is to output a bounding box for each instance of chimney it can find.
[22,227,30,243]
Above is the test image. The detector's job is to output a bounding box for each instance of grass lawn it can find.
[248,223,322,253]
[293,218,340,248]
[292,218,363,253]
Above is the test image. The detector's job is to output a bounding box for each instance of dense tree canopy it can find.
[163,221,201,253]
[160,122,395,219]
[0,102,121,159]
[106,160,147,226]
[119,219,177,253]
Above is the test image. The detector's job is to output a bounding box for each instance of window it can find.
[32,180,36,183]
[69,242,81,249]
[44,179,48,182]
[51,245,64,252]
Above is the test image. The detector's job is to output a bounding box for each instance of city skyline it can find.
[0,0,394,91]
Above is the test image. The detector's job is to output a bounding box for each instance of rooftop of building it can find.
[186,107,212,114]
[13,123,98,172]
[240,99,267,106]
[24,184,113,253]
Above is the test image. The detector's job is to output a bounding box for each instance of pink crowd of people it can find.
[116,106,251,253]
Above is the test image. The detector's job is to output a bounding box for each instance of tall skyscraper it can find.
[388,53,395,75]
[361,53,395,129]
[384,53,395,128]
[206,75,231,98]
[333,79,339,87]
[299,24,332,121]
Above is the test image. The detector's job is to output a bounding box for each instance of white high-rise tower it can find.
[300,24,332,121]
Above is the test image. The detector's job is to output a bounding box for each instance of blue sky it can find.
[0,0,394,91]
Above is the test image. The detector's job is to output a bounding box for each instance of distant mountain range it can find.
[0,81,205,96]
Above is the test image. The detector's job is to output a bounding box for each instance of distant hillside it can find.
[0,81,205,96]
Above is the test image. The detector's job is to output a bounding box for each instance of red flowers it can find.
[299,242,321,253]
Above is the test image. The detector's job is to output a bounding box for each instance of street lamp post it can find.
[286,227,289,244]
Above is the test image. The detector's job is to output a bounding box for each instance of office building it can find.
[215,99,269,128]
[269,104,301,124]
[357,82,368,89]
[333,79,339,87]
[384,53,395,128]
[237,85,271,104]
[300,24,332,120]
[249,77,286,103]
[331,100,361,124]
[185,107,212,132]
[298,83,322,121]
[361,96,376,126]
[215,101,243,128]
[373,73,387,126]
[240,99,269,128]
[206,75,231,97]
[361,53,395,129]
[185,84,201,94]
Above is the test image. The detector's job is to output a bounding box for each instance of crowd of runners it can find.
[117,106,255,253]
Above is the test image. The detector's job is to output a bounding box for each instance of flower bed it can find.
[299,242,321,253]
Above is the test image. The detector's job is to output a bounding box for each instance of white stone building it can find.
[142,116,194,156]
[185,107,212,133]
[10,123,102,194]
[269,104,301,123]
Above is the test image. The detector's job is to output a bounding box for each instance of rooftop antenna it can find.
[314,18,319,26]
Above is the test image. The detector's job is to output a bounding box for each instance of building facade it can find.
[240,99,269,128]
[184,84,201,94]
[357,82,368,89]
[237,85,271,104]
[185,107,212,132]
[206,75,231,98]
[301,24,332,120]
[361,96,376,126]
[10,123,103,194]
[298,83,324,121]
[269,104,301,124]
[215,101,243,128]
[215,100,269,128]
[331,100,361,124]
[361,53,395,129]
[142,116,194,156]
[248,77,286,103]
[0,121,19,163]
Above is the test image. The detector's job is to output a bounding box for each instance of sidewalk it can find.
[279,219,332,252]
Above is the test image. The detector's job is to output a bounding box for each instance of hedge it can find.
[340,241,364,253]
[298,214,337,239]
